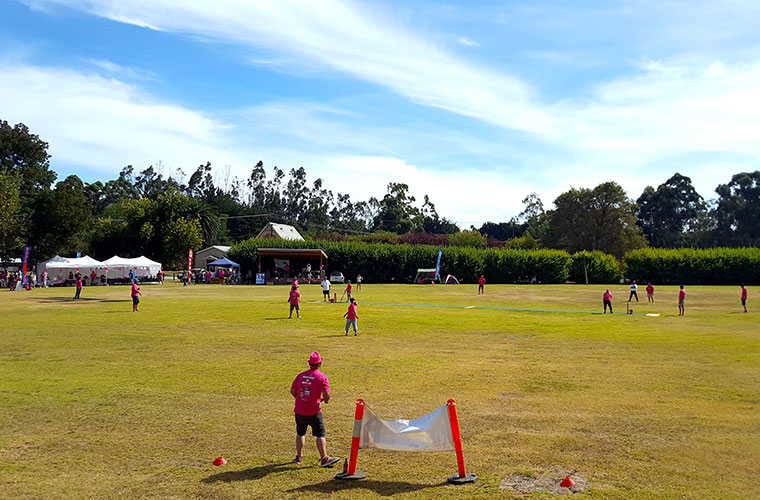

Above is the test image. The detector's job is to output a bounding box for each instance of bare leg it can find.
[295,435,305,459]
[316,437,327,459]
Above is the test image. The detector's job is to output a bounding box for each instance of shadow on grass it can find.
[202,462,295,482]
[32,297,130,303]
[288,478,447,497]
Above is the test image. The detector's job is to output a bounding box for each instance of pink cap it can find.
[308,352,323,365]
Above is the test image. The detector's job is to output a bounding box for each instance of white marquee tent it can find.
[103,256,162,279]
[39,255,108,284]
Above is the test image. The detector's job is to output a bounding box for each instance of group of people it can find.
[603,282,750,315]
[289,277,360,336]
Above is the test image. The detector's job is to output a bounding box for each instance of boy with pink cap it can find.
[290,352,340,467]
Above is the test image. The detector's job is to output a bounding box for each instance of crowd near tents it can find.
[37,255,162,285]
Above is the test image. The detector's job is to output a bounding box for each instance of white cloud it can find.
[26,0,553,135]
[457,36,479,47]
[0,62,250,176]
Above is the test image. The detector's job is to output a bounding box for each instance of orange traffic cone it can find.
[213,457,227,466]
[560,476,575,487]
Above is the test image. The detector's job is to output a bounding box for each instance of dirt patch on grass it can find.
[500,469,589,495]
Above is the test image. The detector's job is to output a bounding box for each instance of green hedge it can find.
[568,251,621,284]
[623,248,760,285]
[228,238,571,283]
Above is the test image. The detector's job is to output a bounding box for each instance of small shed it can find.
[195,246,231,269]
[256,223,304,241]
[257,248,327,283]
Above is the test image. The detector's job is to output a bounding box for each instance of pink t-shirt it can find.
[291,369,330,416]
[679,290,686,301]
[289,289,301,305]
[346,302,358,320]
[346,283,352,293]
[603,291,612,301]
[131,283,140,297]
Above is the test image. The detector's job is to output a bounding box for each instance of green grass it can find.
[1,282,758,499]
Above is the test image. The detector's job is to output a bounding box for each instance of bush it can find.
[449,230,487,249]
[623,248,760,285]
[568,251,621,284]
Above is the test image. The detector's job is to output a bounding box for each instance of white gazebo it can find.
[104,256,162,280]
[38,255,108,285]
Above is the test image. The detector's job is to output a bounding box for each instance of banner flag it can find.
[358,404,454,452]
[434,247,443,281]
[21,246,31,286]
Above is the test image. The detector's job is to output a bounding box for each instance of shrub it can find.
[568,251,621,284]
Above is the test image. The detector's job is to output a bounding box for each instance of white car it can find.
[329,271,345,283]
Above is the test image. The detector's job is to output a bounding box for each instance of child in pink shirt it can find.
[289,284,301,318]
[343,298,358,336]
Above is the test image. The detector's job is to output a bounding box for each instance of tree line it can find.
[1,119,758,268]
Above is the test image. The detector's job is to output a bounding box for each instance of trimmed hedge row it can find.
[624,248,760,285]
[229,238,573,283]
[568,251,622,284]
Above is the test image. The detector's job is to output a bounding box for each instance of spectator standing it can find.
[646,283,654,303]
[290,352,340,467]
[603,288,613,314]
[343,298,359,336]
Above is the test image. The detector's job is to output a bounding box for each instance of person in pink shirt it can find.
[131,282,142,312]
[73,275,83,300]
[343,298,359,336]
[646,283,655,303]
[603,288,613,314]
[288,284,301,318]
[678,285,686,316]
[741,284,748,313]
[290,352,340,467]
[478,275,486,294]
[344,280,352,302]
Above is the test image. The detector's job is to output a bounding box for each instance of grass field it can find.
[1,281,758,499]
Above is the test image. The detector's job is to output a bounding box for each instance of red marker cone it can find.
[213,456,227,466]
[560,476,576,487]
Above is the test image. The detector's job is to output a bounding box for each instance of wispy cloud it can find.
[25,0,553,135]
[0,61,248,175]
[457,36,479,47]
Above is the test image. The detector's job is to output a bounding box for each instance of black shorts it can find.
[295,412,325,437]
[132,296,139,305]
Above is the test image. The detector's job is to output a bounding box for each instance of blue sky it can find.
[2,0,759,225]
